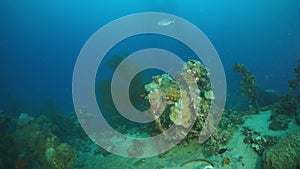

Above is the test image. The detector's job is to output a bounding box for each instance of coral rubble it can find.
[241,126,278,155]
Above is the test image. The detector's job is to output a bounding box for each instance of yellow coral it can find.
[165,87,181,102]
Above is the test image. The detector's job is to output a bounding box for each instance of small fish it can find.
[264,88,276,94]
[218,148,228,154]
[157,19,175,26]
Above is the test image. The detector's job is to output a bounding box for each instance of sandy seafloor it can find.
[75,110,300,169]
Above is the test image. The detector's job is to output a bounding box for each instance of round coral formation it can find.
[263,131,300,169]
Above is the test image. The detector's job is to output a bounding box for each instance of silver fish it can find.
[157,19,175,26]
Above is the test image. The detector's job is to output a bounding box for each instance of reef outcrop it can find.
[144,59,221,145]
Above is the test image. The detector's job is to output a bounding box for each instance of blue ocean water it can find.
[1,1,300,169]
[0,0,299,114]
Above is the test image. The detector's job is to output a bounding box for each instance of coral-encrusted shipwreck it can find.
[144,60,215,141]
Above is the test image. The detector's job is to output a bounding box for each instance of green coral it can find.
[263,131,300,169]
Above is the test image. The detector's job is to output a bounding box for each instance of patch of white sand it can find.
[243,110,298,136]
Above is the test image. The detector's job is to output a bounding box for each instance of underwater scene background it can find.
[1,0,300,169]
